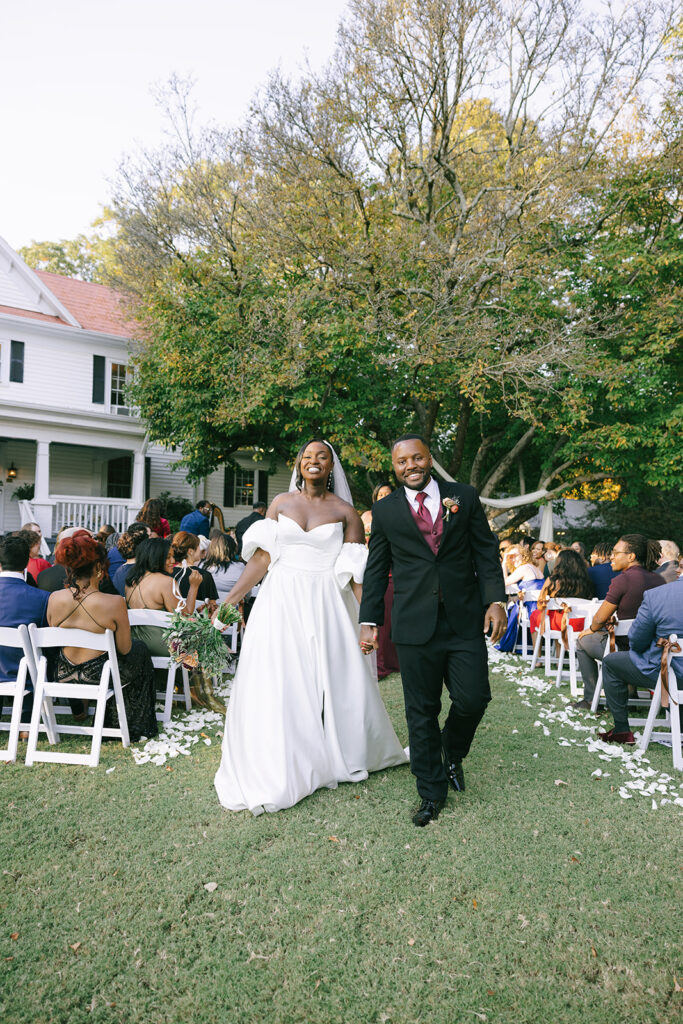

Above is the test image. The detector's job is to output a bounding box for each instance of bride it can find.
[214,439,408,815]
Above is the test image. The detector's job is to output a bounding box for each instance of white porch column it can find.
[32,440,54,537]
[131,451,145,508]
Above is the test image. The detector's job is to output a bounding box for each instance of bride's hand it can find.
[359,624,378,655]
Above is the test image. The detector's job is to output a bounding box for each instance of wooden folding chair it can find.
[26,625,129,767]
[126,609,191,723]
[0,625,58,762]
[590,618,635,713]
[637,635,683,771]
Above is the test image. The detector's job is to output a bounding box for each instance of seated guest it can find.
[529,549,595,637]
[571,540,588,563]
[36,528,118,596]
[598,577,683,744]
[573,535,665,710]
[171,532,219,613]
[529,540,547,574]
[96,524,116,545]
[18,529,51,580]
[542,542,562,575]
[499,538,513,563]
[657,540,681,583]
[504,546,544,588]
[125,539,202,656]
[47,531,158,741]
[0,534,50,723]
[588,542,619,599]
[179,500,211,539]
[112,523,151,595]
[136,499,171,539]
[102,529,125,575]
[201,532,244,601]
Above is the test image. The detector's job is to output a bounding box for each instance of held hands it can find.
[484,603,507,644]
[359,624,378,655]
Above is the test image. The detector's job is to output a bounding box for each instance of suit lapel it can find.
[436,480,461,553]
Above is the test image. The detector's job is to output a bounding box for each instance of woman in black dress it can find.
[47,530,158,742]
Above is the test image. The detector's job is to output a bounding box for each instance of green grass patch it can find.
[1,657,681,1024]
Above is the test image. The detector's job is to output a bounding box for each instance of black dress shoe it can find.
[412,799,445,827]
[445,759,465,793]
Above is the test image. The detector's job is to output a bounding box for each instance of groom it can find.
[359,435,506,826]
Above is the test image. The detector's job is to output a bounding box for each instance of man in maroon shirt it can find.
[573,535,665,710]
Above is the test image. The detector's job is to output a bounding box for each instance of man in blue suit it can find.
[0,534,50,718]
[599,577,683,744]
[179,500,211,538]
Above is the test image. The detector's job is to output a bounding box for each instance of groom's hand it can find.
[359,624,378,655]
[484,603,507,643]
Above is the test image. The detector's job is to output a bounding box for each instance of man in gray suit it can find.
[598,577,683,744]
[657,540,681,583]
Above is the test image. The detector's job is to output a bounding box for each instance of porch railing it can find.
[51,497,137,534]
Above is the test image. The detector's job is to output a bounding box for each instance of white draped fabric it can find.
[214,515,408,815]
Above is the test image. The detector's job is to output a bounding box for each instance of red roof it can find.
[34,270,138,338]
[0,304,66,325]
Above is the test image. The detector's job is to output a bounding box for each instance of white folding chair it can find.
[516,581,546,660]
[590,618,635,713]
[554,598,601,697]
[530,599,566,678]
[637,635,682,770]
[126,609,191,723]
[26,625,129,767]
[0,625,58,762]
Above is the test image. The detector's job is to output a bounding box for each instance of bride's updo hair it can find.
[294,438,335,492]
[56,529,107,596]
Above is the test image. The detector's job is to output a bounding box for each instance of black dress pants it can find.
[395,605,491,802]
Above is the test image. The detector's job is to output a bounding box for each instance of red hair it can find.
[56,530,108,594]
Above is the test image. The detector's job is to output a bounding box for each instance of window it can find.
[223,466,270,507]
[110,362,130,415]
[9,340,24,383]
[106,456,132,499]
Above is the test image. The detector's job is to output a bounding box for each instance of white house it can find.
[0,236,291,536]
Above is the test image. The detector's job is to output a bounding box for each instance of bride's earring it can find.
[327,471,335,492]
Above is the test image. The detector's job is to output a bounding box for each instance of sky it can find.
[2,0,350,250]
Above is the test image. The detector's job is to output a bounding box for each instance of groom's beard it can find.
[402,471,432,491]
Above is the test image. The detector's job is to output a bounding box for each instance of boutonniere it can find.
[442,497,460,522]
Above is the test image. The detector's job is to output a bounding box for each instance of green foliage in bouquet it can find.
[162,608,231,676]
[216,603,241,627]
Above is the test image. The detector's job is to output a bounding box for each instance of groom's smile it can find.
[392,438,433,491]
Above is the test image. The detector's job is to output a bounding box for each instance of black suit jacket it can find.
[359,480,505,645]
[235,511,265,555]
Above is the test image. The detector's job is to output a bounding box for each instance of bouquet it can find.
[162,607,232,676]
[214,602,242,632]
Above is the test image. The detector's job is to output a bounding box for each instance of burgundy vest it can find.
[408,495,443,556]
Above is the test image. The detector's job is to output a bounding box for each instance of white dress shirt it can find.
[0,571,27,581]
[403,475,441,523]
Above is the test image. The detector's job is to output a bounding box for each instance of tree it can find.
[19,225,118,283]
[112,1,681,506]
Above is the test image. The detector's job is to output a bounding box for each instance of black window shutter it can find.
[258,470,269,506]
[144,457,151,501]
[92,355,106,403]
[223,466,235,507]
[9,340,24,383]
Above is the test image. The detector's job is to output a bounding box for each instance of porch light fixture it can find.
[6,463,18,482]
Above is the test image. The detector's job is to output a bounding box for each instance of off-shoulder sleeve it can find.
[241,519,279,567]
[334,542,368,589]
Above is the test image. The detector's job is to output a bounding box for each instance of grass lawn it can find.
[1,651,681,1024]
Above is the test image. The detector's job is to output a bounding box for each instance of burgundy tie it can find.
[415,491,433,528]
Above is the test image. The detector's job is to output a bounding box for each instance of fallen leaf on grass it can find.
[591,946,598,958]
[4,956,14,961]
[70,942,81,952]
[472,899,478,909]
[487,990,495,996]
[554,779,569,786]
[407,938,415,946]
[10,933,18,940]
[673,976,682,992]
[328,836,339,843]
[570,856,580,863]
[517,914,529,928]
[203,882,218,893]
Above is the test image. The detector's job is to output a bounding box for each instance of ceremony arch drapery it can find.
[431,458,554,541]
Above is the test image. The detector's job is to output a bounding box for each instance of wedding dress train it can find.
[214,514,408,815]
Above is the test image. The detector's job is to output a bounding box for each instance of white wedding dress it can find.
[214,514,408,815]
